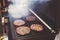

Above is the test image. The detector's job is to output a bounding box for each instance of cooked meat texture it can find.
[26,16,36,21]
[16,26,30,35]
[30,24,43,31]
[13,20,25,26]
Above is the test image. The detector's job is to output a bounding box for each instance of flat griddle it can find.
[7,0,57,40]
[8,12,56,40]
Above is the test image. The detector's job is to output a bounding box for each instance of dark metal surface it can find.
[8,0,57,40]
[8,14,56,40]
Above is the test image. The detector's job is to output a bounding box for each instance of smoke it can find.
[8,0,51,18]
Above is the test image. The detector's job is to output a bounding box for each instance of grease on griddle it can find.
[13,20,25,26]
[16,26,30,35]
[30,24,43,32]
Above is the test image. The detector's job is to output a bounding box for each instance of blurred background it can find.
[0,0,60,40]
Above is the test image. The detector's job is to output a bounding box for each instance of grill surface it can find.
[8,0,57,40]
